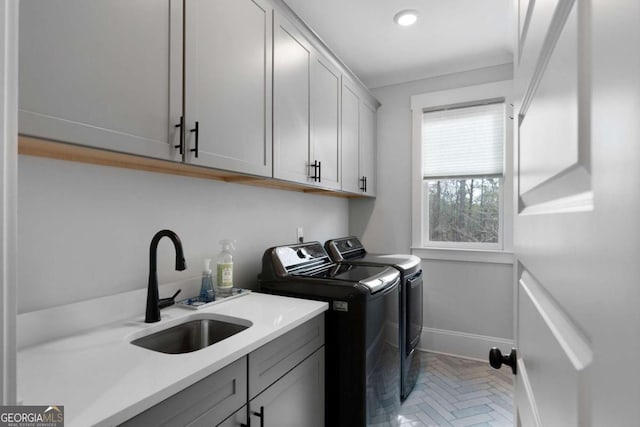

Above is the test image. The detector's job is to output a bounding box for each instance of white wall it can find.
[418,259,513,360]
[350,64,515,360]
[18,155,348,314]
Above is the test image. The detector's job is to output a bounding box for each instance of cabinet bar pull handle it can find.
[251,406,264,427]
[309,160,320,182]
[364,176,367,192]
[190,121,199,158]
[359,176,366,191]
[318,160,321,183]
[174,116,184,155]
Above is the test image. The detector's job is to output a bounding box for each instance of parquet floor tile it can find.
[395,352,514,427]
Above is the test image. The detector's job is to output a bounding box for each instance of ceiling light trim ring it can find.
[394,9,419,26]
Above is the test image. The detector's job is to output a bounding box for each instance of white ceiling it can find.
[283,0,514,89]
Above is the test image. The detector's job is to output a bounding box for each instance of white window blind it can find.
[422,102,505,179]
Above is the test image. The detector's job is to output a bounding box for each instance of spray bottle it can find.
[216,239,235,297]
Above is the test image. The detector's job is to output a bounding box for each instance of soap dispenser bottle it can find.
[216,239,235,297]
[199,258,215,302]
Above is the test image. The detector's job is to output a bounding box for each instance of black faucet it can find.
[145,229,187,323]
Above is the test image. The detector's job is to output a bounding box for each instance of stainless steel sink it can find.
[131,318,250,354]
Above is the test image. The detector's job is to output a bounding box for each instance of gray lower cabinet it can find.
[217,405,248,427]
[121,315,325,426]
[121,357,247,427]
[19,0,183,162]
[248,312,324,398]
[249,348,324,427]
[248,314,325,427]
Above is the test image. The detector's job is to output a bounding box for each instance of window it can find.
[410,81,513,258]
[422,101,505,248]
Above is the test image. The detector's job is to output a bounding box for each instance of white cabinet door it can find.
[19,0,182,161]
[359,100,377,196]
[273,12,312,184]
[184,0,272,176]
[310,54,341,190]
[249,348,324,427]
[341,79,361,193]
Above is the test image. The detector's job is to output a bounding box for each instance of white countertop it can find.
[17,292,328,427]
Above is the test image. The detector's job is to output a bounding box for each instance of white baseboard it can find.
[385,321,513,362]
[418,327,514,362]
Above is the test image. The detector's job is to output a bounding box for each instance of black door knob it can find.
[489,347,517,375]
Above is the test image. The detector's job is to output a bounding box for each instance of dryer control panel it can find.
[325,236,366,261]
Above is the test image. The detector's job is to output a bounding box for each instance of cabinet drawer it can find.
[122,357,247,427]
[249,314,324,398]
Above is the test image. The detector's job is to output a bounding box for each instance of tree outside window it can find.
[426,178,500,243]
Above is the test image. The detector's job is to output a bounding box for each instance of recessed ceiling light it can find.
[394,10,418,27]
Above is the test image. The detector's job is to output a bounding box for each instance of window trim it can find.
[411,247,514,264]
[410,80,514,253]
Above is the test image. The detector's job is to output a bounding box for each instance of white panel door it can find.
[341,79,361,194]
[185,0,272,176]
[310,54,341,190]
[19,0,182,161]
[273,12,311,184]
[511,0,640,425]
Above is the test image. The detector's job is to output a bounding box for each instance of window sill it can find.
[410,247,514,264]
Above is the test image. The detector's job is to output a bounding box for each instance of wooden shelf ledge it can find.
[18,136,364,199]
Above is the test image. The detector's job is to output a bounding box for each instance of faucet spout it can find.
[145,229,187,323]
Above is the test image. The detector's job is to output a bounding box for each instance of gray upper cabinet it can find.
[19,0,183,162]
[310,54,341,190]
[341,77,378,196]
[341,78,361,193]
[273,12,312,184]
[273,14,342,190]
[19,0,377,196]
[184,0,273,177]
[359,100,377,196]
